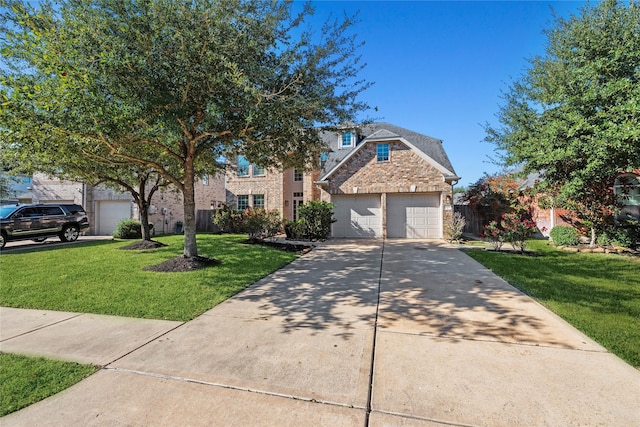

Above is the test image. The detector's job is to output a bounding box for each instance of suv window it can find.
[39,206,65,216]
[18,207,39,218]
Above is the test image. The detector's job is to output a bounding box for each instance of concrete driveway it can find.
[2,239,639,426]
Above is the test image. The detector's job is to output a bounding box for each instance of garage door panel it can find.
[332,194,382,238]
[388,194,441,239]
[98,201,131,235]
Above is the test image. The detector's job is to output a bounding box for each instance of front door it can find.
[292,192,304,220]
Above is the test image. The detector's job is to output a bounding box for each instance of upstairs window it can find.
[614,174,640,206]
[294,169,303,181]
[253,164,265,176]
[202,174,209,185]
[341,131,354,148]
[319,152,329,169]
[377,143,390,162]
[237,155,250,177]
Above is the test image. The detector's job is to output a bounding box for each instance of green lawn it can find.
[464,240,640,368]
[0,234,298,321]
[0,353,97,416]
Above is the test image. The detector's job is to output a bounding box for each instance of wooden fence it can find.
[196,210,220,233]
[454,205,481,236]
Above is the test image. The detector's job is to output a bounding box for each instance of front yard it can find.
[465,239,640,368]
[0,234,298,321]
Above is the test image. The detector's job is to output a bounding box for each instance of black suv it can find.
[0,204,90,249]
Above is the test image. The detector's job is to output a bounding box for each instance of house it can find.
[225,123,460,239]
[7,172,225,236]
[519,169,640,237]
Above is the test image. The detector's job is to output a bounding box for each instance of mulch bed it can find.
[241,239,315,254]
[144,255,221,272]
[119,240,168,250]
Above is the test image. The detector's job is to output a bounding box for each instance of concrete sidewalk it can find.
[1,240,639,426]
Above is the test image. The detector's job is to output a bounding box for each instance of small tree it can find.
[446,212,466,243]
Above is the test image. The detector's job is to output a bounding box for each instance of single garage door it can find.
[387,193,441,239]
[332,194,382,238]
[97,200,131,235]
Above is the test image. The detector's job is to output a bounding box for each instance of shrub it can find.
[284,220,304,240]
[446,212,466,242]
[483,221,504,251]
[550,225,580,246]
[213,205,281,241]
[242,209,282,241]
[297,201,336,240]
[113,219,153,239]
[212,204,245,233]
[500,212,538,253]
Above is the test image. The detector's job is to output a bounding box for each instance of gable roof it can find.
[318,122,459,182]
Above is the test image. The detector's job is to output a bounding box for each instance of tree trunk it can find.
[182,164,198,257]
[140,202,152,241]
[590,226,596,247]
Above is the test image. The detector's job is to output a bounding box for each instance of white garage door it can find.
[332,194,382,238]
[387,193,441,239]
[98,201,131,235]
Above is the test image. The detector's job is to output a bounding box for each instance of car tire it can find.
[60,225,80,242]
[0,232,6,249]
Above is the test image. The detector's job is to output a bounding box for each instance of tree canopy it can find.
[0,0,372,257]
[485,0,640,240]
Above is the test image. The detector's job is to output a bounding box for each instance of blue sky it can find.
[307,0,586,187]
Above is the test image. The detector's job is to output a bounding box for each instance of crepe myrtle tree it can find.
[1,0,372,258]
[484,0,640,246]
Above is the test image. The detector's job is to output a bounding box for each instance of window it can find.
[341,131,354,148]
[237,195,249,210]
[202,174,209,185]
[253,164,265,176]
[38,206,64,216]
[377,143,390,162]
[614,174,640,206]
[252,194,265,209]
[237,155,249,177]
[320,152,328,169]
[294,169,303,181]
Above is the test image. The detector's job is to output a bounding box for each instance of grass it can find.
[0,234,298,321]
[0,353,97,416]
[464,239,640,368]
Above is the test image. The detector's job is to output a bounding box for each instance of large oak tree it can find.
[1,0,371,257]
[485,0,640,244]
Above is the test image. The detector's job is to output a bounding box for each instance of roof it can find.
[318,122,459,182]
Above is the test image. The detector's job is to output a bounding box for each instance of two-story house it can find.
[225,123,460,239]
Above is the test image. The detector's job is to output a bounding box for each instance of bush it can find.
[500,212,538,253]
[550,225,580,246]
[446,212,466,242]
[600,222,638,249]
[212,204,244,233]
[113,219,153,239]
[213,206,281,241]
[296,201,336,240]
[483,221,504,251]
[284,220,304,240]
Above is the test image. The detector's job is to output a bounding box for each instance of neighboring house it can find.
[7,172,225,236]
[519,170,640,237]
[226,123,460,239]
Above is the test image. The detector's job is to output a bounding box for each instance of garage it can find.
[97,200,131,235]
[387,193,441,239]
[332,194,382,238]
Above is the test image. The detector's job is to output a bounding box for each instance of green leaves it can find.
[486,0,640,229]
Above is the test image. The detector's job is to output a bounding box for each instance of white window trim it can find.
[339,131,355,149]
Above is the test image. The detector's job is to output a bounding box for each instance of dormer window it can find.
[341,131,355,148]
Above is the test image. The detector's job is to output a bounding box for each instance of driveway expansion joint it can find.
[105,366,367,412]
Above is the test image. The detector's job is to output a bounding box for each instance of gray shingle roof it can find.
[318,122,458,181]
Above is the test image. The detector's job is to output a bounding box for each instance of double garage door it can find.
[332,193,441,239]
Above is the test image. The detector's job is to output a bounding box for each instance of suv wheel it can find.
[60,225,80,242]
[0,232,6,249]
